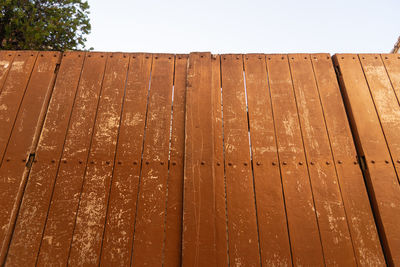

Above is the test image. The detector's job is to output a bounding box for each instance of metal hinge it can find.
[26,153,36,168]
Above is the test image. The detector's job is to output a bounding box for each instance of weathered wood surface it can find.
[335,54,400,266]
[0,51,394,266]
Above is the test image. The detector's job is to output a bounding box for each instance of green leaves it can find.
[0,0,91,50]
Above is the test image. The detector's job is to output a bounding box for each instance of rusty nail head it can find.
[272,162,276,166]
[172,161,176,166]
[244,162,248,166]
[90,161,94,164]
[397,159,400,163]
[282,161,287,165]
[385,160,389,164]
[326,161,330,165]
[299,162,303,165]
[228,162,232,166]
[371,160,375,164]
[51,160,55,163]
[216,162,221,166]
[146,161,149,165]
[79,160,83,164]
[6,159,10,162]
[310,161,314,165]
[256,162,261,166]
[201,161,205,165]
[338,160,342,164]
[106,161,110,164]
[160,161,164,165]
[354,161,357,165]
[63,160,67,163]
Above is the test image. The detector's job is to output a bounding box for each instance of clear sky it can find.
[85,0,399,54]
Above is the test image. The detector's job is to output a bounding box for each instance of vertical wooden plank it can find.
[212,54,229,267]
[0,51,38,163]
[220,54,261,266]
[244,54,292,266]
[36,52,107,266]
[100,53,152,266]
[334,54,400,266]
[0,51,16,95]
[382,54,400,103]
[289,54,356,265]
[67,53,129,265]
[360,54,400,180]
[182,52,216,266]
[163,54,187,266]
[266,54,324,266]
[5,51,85,265]
[0,51,60,264]
[312,54,385,266]
[131,54,174,266]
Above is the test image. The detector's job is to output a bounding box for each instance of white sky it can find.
[85,0,399,54]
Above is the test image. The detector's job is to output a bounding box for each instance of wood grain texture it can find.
[182,52,216,266]
[334,54,400,266]
[266,54,325,266]
[0,51,60,265]
[221,54,261,266]
[312,54,385,266]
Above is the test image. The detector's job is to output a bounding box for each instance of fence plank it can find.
[0,51,16,95]
[244,54,292,266]
[182,52,216,266]
[6,51,84,265]
[100,53,152,266]
[221,54,261,266]
[266,54,325,266]
[36,52,107,265]
[334,54,400,266]
[131,54,174,266]
[312,54,385,266]
[163,54,187,266]
[0,51,60,264]
[289,54,356,265]
[68,53,129,266]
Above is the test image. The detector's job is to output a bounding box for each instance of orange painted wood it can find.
[68,53,129,265]
[244,54,292,266]
[220,54,261,266]
[6,51,85,265]
[334,54,400,266]
[289,54,357,265]
[360,54,400,180]
[0,51,37,163]
[266,54,325,265]
[382,54,400,104]
[163,54,187,266]
[0,51,16,95]
[212,54,229,267]
[182,52,216,266]
[100,53,152,266]
[131,54,174,266]
[0,51,60,264]
[312,54,385,266]
[36,52,107,265]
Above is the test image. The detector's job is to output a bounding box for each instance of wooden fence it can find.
[0,51,398,266]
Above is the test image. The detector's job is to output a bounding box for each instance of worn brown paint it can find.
[334,54,400,266]
[312,54,385,266]
[0,51,396,266]
[244,54,292,266]
[100,53,152,266]
[182,52,217,266]
[0,51,60,265]
[266,54,325,266]
[36,52,108,265]
[6,51,84,265]
[131,54,174,266]
[221,54,261,266]
[163,54,187,266]
[68,53,129,266]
